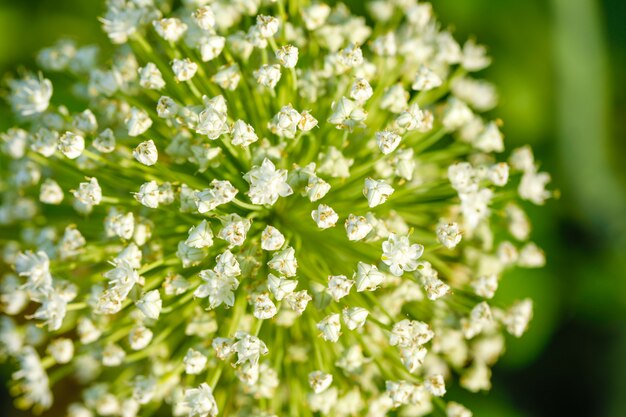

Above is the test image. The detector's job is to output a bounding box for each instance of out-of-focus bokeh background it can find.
[1,0,625,416]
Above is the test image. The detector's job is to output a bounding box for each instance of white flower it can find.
[99,1,143,43]
[302,4,331,30]
[363,178,394,208]
[510,145,535,172]
[105,210,135,240]
[195,269,239,309]
[212,337,234,361]
[412,65,443,91]
[318,146,354,178]
[452,76,497,111]
[285,290,311,315]
[134,181,160,208]
[269,105,302,138]
[443,98,473,131]
[234,332,268,365]
[254,64,282,89]
[475,122,504,152]
[14,250,51,294]
[519,170,551,205]
[298,110,318,132]
[153,18,187,42]
[192,6,215,31]
[182,383,218,417]
[518,242,546,268]
[328,97,367,131]
[471,274,499,299]
[58,131,85,159]
[436,221,462,249]
[488,162,509,186]
[376,130,402,155]
[212,64,240,90]
[156,96,178,119]
[77,317,100,344]
[129,325,153,350]
[268,247,298,277]
[305,176,331,202]
[73,177,102,208]
[256,15,280,38]
[389,319,434,347]
[276,45,299,68]
[380,84,408,113]
[199,35,226,62]
[231,120,258,147]
[40,179,64,205]
[344,214,373,241]
[215,250,242,277]
[195,180,238,213]
[185,220,213,248]
[184,349,208,375]
[424,374,446,397]
[126,107,152,137]
[32,291,69,331]
[103,259,140,299]
[461,361,492,392]
[47,338,74,364]
[218,214,251,246]
[423,274,451,300]
[163,274,190,296]
[267,273,297,301]
[353,262,385,292]
[136,290,162,320]
[400,345,427,373]
[138,63,165,90]
[504,298,533,337]
[9,74,53,116]
[94,128,116,153]
[396,103,425,131]
[385,380,422,407]
[447,402,473,417]
[462,39,491,71]
[73,109,98,133]
[317,313,341,342]
[311,204,338,229]
[308,387,338,414]
[133,376,157,405]
[244,158,293,206]
[309,371,333,394]
[13,347,52,409]
[261,226,285,251]
[372,32,397,56]
[338,43,364,68]
[460,188,493,231]
[30,128,58,157]
[57,228,85,261]
[172,58,198,82]
[133,139,158,166]
[382,234,424,276]
[462,302,493,339]
[253,293,277,319]
[327,275,354,301]
[342,307,368,330]
[449,162,478,193]
[350,78,373,103]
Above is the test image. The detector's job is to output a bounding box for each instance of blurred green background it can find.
[1,0,625,416]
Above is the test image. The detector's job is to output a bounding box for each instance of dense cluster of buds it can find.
[0,1,551,416]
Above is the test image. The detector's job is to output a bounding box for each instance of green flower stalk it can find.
[0,1,552,416]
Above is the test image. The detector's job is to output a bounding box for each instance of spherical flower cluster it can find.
[0,1,551,416]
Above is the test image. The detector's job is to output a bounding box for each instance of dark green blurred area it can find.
[1,0,625,416]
